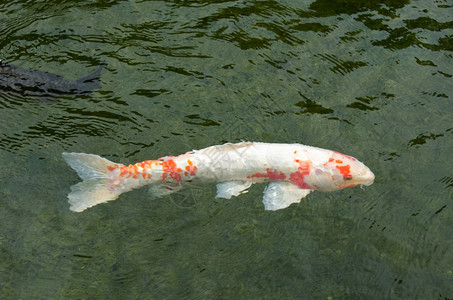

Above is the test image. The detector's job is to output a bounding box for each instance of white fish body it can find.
[62,142,375,212]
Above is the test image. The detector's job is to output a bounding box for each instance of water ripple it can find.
[0,0,452,298]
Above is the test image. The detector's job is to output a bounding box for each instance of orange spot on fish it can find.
[289,160,311,189]
[161,159,183,182]
[248,168,286,180]
[184,164,198,176]
[334,151,356,161]
[119,166,128,177]
[107,164,118,171]
[336,164,352,181]
[117,161,156,179]
[324,158,335,166]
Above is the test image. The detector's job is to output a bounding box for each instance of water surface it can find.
[0,0,452,299]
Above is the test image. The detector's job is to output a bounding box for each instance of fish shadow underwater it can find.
[0,61,104,101]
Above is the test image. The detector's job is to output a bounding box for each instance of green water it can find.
[1,0,452,299]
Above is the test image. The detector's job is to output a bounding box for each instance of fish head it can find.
[311,151,375,191]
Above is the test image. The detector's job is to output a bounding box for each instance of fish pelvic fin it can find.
[62,152,123,212]
[262,182,312,211]
[215,180,253,199]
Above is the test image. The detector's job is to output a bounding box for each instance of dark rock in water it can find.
[0,61,104,98]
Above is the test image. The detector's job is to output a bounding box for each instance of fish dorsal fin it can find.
[262,182,312,211]
[215,181,253,199]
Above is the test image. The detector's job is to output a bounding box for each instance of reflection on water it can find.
[0,0,452,298]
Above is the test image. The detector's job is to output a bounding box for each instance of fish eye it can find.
[344,176,352,180]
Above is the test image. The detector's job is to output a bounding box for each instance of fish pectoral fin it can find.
[215,181,253,199]
[262,182,313,211]
[149,184,183,198]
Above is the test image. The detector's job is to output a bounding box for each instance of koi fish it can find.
[0,60,104,98]
[62,142,375,212]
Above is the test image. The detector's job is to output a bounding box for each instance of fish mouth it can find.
[359,170,375,186]
[361,180,374,187]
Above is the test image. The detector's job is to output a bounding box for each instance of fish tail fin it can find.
[77,63,105,86]
[62,152,122,212]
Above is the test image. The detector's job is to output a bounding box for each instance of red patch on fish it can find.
[119,165,132,177]
[115,160,156,179]
[107,164,119,171]
[334,151,356,161]
[248,168,286,180]
[184,159,198,176]
[161,159,183,182]
[289,160,311,189]
[336,164,352,180]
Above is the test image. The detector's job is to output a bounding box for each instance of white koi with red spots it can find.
[62,142,374,212]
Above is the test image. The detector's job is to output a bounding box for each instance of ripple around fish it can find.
[316,53,368,76]
[307,0,409,17]
[439,176,453,189]
[183,114,221,127]
[131,88,170,98]
[0,10,58,49]
[407,129,449,148]
[0,91,27,108]
[0,98,151,153]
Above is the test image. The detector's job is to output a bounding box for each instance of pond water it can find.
[0,0,452,299]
